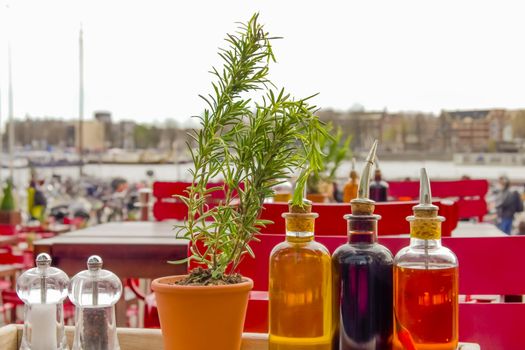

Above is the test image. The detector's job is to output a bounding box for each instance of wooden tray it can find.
[0,324,480,349]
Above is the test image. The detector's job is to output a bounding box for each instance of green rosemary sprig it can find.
[174,13,327,280]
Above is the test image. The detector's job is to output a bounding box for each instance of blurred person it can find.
[518,221,525,235]
[28,177,47,222]
[495,176,523,234]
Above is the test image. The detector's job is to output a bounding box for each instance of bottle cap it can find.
[87,255,103,271]
[69,255,122,307]
[16,253,69,305]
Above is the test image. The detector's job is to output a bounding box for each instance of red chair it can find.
[0,224,17,235]
[239,234,525,349]
[152,181,245,221]
[0,247,24,265]
[259,201,459,237]
[389,179,489,222]
[0,290,21,323]
[0,302,14,324]
[152,182,192,221]
[126,278,160,328]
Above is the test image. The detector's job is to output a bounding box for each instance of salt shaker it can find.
[16,253,70,350]
[69,255,122,350]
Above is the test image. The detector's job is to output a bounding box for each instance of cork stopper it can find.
[350,140,377,215]
[289,199,312,214]
[284,199,318,235]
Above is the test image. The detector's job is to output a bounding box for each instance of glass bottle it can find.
[273,179,294,203]
[16,253,70,350]
[332,140,393,350]
[269,200,332,350]
[393,168,459,350]
[69,255,123,350]
[369,165,388,202]
[343,158,359,203]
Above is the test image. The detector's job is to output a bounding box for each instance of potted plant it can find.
[151,14,327,350]
[307,123,351,202]
[0,179,21,229]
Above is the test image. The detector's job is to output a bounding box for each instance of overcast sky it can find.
[0,0,524,124]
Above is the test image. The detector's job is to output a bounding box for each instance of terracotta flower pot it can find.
[151,275,253,350]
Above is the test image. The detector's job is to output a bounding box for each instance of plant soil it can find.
[175,267,244,286]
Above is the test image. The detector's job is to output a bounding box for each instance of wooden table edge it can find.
[0,325,480,349]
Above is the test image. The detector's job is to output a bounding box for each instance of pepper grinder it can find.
[16,253,70,350]
[69,255,122,350]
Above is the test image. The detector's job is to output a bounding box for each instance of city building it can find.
[74,119,106,151]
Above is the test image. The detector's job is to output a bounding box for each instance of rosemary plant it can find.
[307,123,352,194]
[175,13,328,284]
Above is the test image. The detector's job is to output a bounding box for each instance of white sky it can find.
[0,0,524,124]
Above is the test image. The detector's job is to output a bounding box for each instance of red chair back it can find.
[389,179,489,221]
[259,201,458,237]
[152,182,191,221]
[152,181,243,221]
[0,224,17,235]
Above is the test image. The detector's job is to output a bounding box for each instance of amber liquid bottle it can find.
[343,175,359,203]
[393,169,459,350]
[269,201,332,350]
[343,159,359,203]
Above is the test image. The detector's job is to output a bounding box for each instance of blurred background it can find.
[0,0,523,224]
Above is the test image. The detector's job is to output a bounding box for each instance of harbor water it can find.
[4,160,525,189]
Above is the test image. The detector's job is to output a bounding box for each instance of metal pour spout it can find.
[351,140,378,215]
[357,140,377,200]
[350,157,358,180]
[413,168,439,216]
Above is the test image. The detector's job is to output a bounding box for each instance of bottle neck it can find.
[284,213,316,243]
[345,214,379,244]
[408,217,443,244]
[409,237,442,248]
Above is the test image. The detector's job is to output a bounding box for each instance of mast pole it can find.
[7,40,14,180]
[78,24,84,177]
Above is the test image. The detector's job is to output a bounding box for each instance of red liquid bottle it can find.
[393,168,459,350]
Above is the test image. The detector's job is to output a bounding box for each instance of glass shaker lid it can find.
[16,253,69,304]
[69,255,122,307]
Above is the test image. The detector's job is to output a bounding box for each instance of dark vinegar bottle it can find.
[369,167,388,202]
[332,140,393,350]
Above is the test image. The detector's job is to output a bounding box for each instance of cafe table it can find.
[33,221,187,326]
